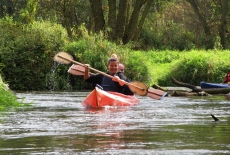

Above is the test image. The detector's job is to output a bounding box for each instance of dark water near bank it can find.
[0,91,230,154]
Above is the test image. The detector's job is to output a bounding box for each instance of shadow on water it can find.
[0,91,230,154]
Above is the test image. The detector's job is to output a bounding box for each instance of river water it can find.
[0,91,230,154]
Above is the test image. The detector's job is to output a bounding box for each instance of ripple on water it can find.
[0,91,229,154]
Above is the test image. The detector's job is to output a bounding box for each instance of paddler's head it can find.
[108,58,119,74]
[119,63,124,73]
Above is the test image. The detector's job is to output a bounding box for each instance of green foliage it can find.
[148,50,180,63]
[138,50,175,86]
[18,0,38,24]
[1,17,230,91]
[141,50,230,87]
[0,75,23,110]
[0,86,22,110]
[169,50,230,86]
[64,27,150,89]
[214,36,223,50]
[122,50,230,87]
[2,0,230,51]
[0,18,68,90]
[125,52,150,83]
[139,20,196,51]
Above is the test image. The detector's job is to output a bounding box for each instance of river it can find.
[0,91,230,154]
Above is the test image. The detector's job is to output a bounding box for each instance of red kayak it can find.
[82,87,140,108]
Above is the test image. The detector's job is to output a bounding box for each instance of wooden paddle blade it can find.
[68,64,85,75]
[128,81,148,96]
[68,64,95,76]
[54,52,73,64]
[147,88,167,100]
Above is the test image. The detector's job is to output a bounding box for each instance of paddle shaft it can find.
[69,63,167,99]
[69,64,167,100]
[58,55,145,91]
[70,66,95,75]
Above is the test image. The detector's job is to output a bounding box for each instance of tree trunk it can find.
[89,0,105,33]
[88,0,152,45]
[186,0,214,49]
[125,0,132,31]
[170,76,230,94]
[122,0,143,44]
[116,0,128,42]
[63,15,73,39]
[132,0,154,42]
[218,0,229,49]
[108,0,117,41]
[59,1,73,39]
[88,10,94,33]
[170,76,202,92]
[0,2,3,18]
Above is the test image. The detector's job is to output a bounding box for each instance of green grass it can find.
[0,75,26,110]
[139,50,230,86]
[63,27,230,89]
[68,34,230,88]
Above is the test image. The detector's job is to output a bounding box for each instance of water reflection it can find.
[225,94,230,100]
[0,92,230,154]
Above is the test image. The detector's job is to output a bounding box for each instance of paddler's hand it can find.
[112,76,126,86]
[84,64,90,80]
[84,64,90,68]
[84,64,90,71]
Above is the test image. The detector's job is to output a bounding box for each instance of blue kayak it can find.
[200,81,230,89]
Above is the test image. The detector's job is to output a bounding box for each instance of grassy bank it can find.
[66,33,230,88]
[0,75,24,110]
[139,50,230,86]
[1,19,229,90]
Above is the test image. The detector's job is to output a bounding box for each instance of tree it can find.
[36,0,91,39]
[186,0,230,49]
[18,0,38,24]
[217,0,229,49]
[89,0,154,44]
[0,0,27,19]
[89,0,105,33]
[186,0,214,49]
[0,0,16,17]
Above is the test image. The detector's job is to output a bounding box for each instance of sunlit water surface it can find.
[0,91,230,154]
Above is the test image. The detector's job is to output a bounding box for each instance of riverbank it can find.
[0,75,24,110]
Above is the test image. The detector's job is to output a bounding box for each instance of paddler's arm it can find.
[84,64,90,80]
[112,76,126,86]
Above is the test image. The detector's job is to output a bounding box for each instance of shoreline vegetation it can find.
[0,75,25,110]
[1,1,230,110]
[0,19,229,92]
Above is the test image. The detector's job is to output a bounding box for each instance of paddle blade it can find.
[54,52,73,64]
[68,64,85,76]
[68,64,95,76]
[128,81,148,96]
[147,88,167,100]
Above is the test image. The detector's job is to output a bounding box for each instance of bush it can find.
[0,74,23,110]
[0,17,68,90]
[139,20,196,51]
[64,29,150,89]
[169,50,230,85]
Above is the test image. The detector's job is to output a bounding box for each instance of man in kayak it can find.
[84,58,134,95]
[119,63,125,74]
[223,69,230,83]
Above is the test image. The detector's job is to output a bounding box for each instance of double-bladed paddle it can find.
[68,64,167,100]
[54,52,167,99]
